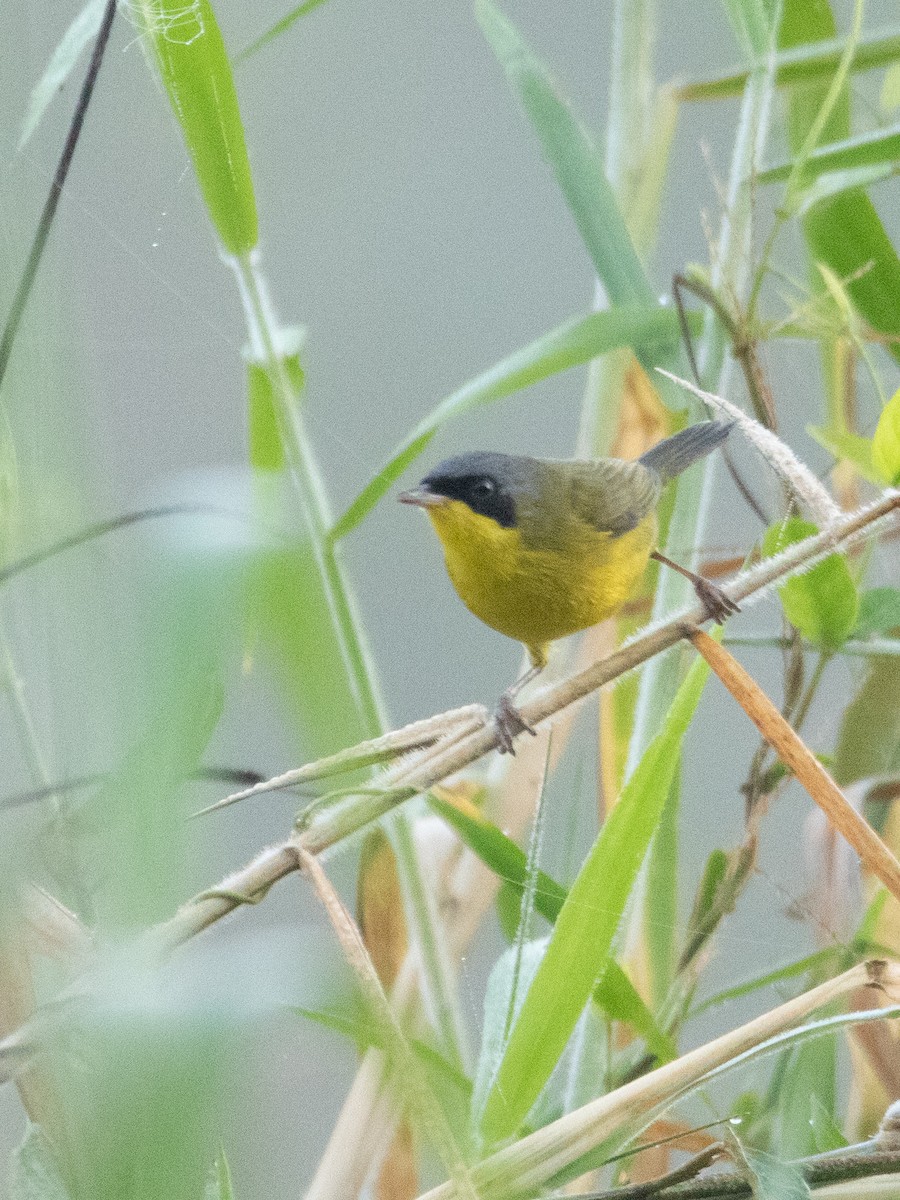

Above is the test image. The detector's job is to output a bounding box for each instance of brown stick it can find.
[689,629,900,903]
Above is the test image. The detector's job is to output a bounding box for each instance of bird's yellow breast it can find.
[425,500,656,666]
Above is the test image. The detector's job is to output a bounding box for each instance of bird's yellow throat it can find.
[424,498,656,668]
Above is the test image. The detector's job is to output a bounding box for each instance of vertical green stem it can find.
[625,45,780,776]
[232,252,385,737]
[231,251,468,1068]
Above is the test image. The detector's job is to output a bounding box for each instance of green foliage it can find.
[480,652,710,1142]
[136,0,258,254]
[873,386,900,483]
[762,518,859,649]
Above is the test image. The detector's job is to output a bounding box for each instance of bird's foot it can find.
[493,694,537,755]
[693,576,740,624]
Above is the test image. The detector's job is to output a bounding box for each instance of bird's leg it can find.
[494,664,542,755]
[651,550,740,624]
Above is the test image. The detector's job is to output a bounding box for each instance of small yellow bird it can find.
[399,421,737,752]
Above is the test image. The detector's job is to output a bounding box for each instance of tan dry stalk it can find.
[689,630,900,903]
[417,962,900,1200]
[294,843,479,1200]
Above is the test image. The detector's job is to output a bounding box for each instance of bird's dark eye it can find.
[470,477,496,500]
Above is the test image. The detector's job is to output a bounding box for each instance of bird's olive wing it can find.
[567,458,661,535]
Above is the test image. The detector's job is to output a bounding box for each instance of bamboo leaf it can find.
[332,305,693,541]
[873,386,900,484]
[473,0,692,413]
[428,793,568,924]
[136,0,259,255]
[779,1,900,366]
[475,0,652,306]
[762,518,859,649]
[758,121,900,182]
[429,795,676,1064]
[679,25,900,102]
[594,963,677,1064]
[235,0,332,64]
[19,0,104,149]
[479,652,710,1142]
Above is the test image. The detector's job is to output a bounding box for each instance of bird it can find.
[399,420,738,753]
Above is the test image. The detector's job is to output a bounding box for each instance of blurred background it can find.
[0,1,897,1195]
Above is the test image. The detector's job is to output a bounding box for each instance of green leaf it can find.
[474,0,689,413]
[644,773,679,1008]
[792,163,896,216]
[19,0,104,149]
[137,0,259,255]
[430,795,676,1064]
[472,938,547,1130]
[235,0,332,63]
[758,122,900,183]
[679,25,900,102]
[834,656,900,784]
[774,1035,836,1159]
[204,1153,235,1200]
[762,518,859,649]
[476,0,651,306]
[594,962,677,1064]
[778,2,900,366]
[807,424,880,483]
[854,587,900,638]
[8,1123,72,1200]
[479,651,710,1142]
[333,305,692,541]
[873,386,900,484]
[693,949,839,1015]
[428,794,568,924]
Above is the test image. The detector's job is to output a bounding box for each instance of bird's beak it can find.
[398,488,449,509]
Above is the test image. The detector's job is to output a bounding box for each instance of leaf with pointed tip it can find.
[19,0,104,149]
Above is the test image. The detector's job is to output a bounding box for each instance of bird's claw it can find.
[493,694,537,755]
[693,577,740,624]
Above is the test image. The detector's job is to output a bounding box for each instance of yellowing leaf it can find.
[873,387,900,485]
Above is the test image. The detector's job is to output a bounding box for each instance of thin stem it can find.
[0,0,117,395]
[232,256,469,1073]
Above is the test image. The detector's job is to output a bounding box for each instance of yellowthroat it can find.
[399,421,736,752]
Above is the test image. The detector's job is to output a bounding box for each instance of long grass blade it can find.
[332,305,693,541]
[479,651,711,1142]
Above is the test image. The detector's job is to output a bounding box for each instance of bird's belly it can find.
[446,516,656,649]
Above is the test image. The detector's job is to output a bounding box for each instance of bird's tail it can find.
[638,420,733,483]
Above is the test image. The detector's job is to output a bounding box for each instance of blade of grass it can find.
[234,0,332,64]
[474,0,688,412]
[19,0,105,149]
[779,0,900,365]
[332,305,694,542]
[678,24,900,101]
[758,122,900,182]
[479,650,711,1143]
[135,0,258,255]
